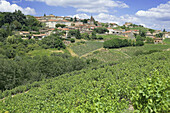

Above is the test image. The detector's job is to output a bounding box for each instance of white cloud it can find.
[72,14,90,19]
[26,0,129,13]
[0,0,36,15]
[136,1,170,21]
[71,13,170,31]
[12,0,22,3]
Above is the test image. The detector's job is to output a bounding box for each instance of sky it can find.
[0,0,170,31]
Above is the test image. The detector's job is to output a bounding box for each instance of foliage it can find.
[139,30,146,37]
[0,10,43,42]
[55,24,66,28]
[75,29,81,39]
[163,29,166,32]
[155,33,163,38]
[103,38,138,49]
[0,51,169,112]
[131,71,169,112]
[41,35,66,49]
[146,37,154,44]
[70,38,75,43]
[81,33,90,40]
[68,29,81,39]
[0,53,87,91]
[91,31,97,39]
[148,29,155,34]
[136,40,144,46]
[93,27,109,34]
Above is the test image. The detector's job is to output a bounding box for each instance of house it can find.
[74,22,84,26]
[107,28,115,34]
[164,32,170,38]
[32,34,47,40]
[146,32,155,38]
[46,15,56,20]
[19,31,30,36]
[124,22,132,27]
[122,30,135,39]
[154,38,163,44]
[45,20,72,28]
[56,16,64,20]
[64,16,71,20]
[109,23,118,28]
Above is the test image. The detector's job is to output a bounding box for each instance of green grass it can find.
[70,41,103,56]
[97,34,127,40]
[164,38,170,45]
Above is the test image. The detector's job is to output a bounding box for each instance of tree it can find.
[70,38,75,43]
[94,27,109,34]
[82,33,90,40]
[74,17,77,22]
[55,24,66,28]
[70,18,73,22]
[6,47,16,58]
[75,29,81,39]
[12,20,22,30]
[91,31,97,40]
[149,29,155,34]
[136,40,144,46]
[146,37,154,44]
[139,30,146,37]
[163,29,166,32]
[156,33,163,38]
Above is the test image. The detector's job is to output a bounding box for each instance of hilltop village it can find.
[16,14,170,44]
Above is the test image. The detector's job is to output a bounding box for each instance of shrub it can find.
[70,38,75,43]
[136,40,144,46]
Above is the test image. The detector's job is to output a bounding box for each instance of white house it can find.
[45,20,72,28]
[164,32,170,38]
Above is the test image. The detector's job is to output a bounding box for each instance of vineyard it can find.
[70,41,103,56]
[85,44,170,62]
[0,51,169,112]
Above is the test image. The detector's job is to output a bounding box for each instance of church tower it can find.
[89,16,95,25]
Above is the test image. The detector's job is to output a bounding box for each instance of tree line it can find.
[103,38,144,49]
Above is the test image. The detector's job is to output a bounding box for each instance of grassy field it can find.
[97,34,127,40]
[70,41,103,56]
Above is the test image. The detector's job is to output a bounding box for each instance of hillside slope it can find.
[0,51,169,112]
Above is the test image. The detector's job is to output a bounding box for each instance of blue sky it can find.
[1,0,170,31]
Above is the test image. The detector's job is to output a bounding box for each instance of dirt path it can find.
[80,48,104,58]
[50,50,64,53]
[115,49,132,58]
[67,47,78,57]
